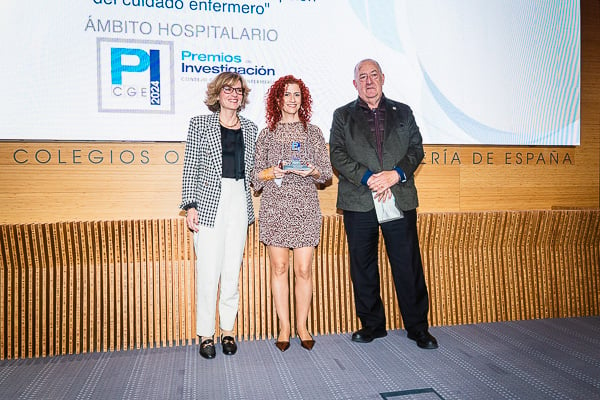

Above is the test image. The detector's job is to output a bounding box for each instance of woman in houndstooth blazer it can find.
[180,72,258,360]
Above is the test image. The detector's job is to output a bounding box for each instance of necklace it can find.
[220,115,240,129]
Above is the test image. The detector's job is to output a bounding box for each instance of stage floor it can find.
[1,317,599,400]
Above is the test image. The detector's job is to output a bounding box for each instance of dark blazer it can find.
[180,111,258,227]
[329,97,424,212]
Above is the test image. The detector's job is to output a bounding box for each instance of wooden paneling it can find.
[0,139,597,224]
[2,211,599,360]
[0,219,196,359]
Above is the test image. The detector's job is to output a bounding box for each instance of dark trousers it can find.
[343,208,430,334]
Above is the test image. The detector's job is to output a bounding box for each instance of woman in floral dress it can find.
[252,75,332,351]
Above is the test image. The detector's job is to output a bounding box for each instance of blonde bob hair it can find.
[204,72,251,112]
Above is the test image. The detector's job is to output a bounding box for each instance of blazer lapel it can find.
[208,112,223,175]
[240,117,253,167]
[383,99,401,141]
[349,101,377,151]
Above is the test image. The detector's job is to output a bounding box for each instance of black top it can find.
[221,125,245,179]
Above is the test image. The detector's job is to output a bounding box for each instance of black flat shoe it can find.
[275,340,290,352]
[221,335,237,355]
[407,330,438,349]
[351,327,387,343]
[199,338,216,359]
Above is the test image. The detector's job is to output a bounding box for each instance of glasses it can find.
[222,86,244,95]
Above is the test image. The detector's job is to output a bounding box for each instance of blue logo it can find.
[112,48,161,106]
[98,39,174,114]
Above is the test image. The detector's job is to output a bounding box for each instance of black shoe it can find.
[199,338,216,359]
[221,335,237,355]
[407,330,438,349]
[351,327,387,343]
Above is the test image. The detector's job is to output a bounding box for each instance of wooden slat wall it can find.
[1,210,598,360]
[0,219,196,359]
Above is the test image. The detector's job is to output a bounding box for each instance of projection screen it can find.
[0,0,580,144]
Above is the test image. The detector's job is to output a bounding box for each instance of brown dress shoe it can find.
[298,333,315,350]
[275,340,290,352]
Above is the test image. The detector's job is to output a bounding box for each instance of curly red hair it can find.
[265,75,313,131]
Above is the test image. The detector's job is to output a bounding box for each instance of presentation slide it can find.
[0,0,580,144]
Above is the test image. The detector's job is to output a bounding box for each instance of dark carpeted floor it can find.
[1,317,599,399]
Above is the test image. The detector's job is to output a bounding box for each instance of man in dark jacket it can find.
[329,59,438,349]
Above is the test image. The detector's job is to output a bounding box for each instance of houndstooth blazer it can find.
[180,111,258,227]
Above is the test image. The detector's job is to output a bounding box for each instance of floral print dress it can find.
[252,122,333,248]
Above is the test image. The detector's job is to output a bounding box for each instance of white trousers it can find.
[193,178,248,337]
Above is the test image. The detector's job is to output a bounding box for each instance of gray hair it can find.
[354,59,383,79]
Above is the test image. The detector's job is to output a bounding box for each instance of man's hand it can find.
[373,188,392,202]
[367,170,400,196]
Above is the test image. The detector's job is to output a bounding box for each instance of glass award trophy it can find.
[283,140,311,170]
